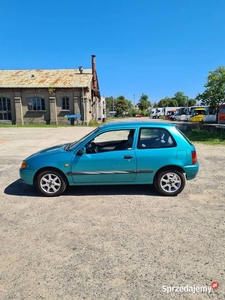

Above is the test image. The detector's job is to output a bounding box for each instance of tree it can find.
[137,93,151,111]
[173,91,188,107]
[115,95,131,117]
[187,98,197,107]
[158,97,178,107]
[196,66,225,108]
[105,96,116,115]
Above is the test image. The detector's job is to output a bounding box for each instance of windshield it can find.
[64,127,100,151]
[191,109,205,117]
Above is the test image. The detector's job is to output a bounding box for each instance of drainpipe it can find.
[82,87,85,124]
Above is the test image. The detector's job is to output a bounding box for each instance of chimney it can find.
[91,55,97,90]
[91,55,96,74]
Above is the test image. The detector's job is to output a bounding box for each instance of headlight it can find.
[21,161,27,169]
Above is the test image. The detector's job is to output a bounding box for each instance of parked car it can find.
[135,114,143,118]
[20,122,199,197]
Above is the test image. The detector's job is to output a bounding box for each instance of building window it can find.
[61,97,70,110]
[0,97,11,120]
[27,97,45,111]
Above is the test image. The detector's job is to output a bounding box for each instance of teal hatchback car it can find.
[20,122,199,197]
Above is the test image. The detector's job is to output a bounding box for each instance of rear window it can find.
[138,127,176,149]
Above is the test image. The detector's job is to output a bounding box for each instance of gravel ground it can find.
[0,124,225,300]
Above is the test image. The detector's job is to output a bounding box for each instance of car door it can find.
[71,129,137,184]
[135,127,177,183]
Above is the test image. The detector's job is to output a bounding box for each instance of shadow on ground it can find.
[4,179,159,197]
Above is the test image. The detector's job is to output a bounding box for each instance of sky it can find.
[1,0,225,104]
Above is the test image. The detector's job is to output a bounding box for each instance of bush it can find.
[88,119,100,127]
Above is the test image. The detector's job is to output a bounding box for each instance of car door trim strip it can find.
[66,169,153,175]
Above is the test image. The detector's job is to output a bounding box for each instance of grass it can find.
[183,128,225,145]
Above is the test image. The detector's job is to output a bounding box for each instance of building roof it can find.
[0,69,93,88]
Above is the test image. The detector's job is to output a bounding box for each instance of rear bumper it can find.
[184,163,199,180]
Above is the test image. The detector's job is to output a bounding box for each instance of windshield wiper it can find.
[64,141,77,151]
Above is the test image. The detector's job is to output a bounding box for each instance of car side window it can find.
[138,128,175,149]
[85,129,136,153]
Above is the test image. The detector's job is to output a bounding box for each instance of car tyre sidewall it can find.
[35,170,67,197]
[154,170,185,196]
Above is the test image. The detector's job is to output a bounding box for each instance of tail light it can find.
[192,151,197,164]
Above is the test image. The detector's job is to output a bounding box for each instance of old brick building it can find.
[0,55,103,125]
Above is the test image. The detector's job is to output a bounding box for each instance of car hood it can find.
[39,143,69,153]
[26,143,71,160]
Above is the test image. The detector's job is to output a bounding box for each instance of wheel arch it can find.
[153,165,185,182]
[33,167,69,186]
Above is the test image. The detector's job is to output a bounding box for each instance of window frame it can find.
[27,97,46,111]
[61,97,70,111]
[137,127,176,149]
[0,97,11,120]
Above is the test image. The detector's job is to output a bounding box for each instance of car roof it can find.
[99,121,176,130]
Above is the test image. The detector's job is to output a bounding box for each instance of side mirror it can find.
[77,147,86,156]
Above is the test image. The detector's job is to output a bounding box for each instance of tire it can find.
[154,170,185,196]
[35,170,67,197]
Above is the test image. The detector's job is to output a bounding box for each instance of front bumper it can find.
[19,169,36,185]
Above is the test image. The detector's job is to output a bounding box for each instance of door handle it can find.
[124,155,133,159]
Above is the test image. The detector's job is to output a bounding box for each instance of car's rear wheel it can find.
[35,170,67,197]
[154,170,185,196]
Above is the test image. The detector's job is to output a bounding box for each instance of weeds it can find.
[183,128,225,145]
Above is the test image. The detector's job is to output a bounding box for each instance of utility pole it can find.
[112,98,114,117]
[133,94,135,107]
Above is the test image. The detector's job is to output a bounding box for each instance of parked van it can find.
[150,108,164,118]
[190,108,206,122]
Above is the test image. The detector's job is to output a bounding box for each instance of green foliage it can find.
[158,97,178,107]
[137,93,151,111]
[115,95,132,117]
[184,127,225,145]
[130,108,140,117]
[196,66,225,107]
[48,85,55,95]
[88,119,100,126]
[188,98,197,107]
[157,92,192,107]
[173,91,188,107]
[105,96,116,113]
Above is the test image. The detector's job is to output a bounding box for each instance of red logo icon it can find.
[211,281,219,290]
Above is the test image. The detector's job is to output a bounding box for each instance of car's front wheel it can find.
[154,170,185,196]
[35,170,67,197]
